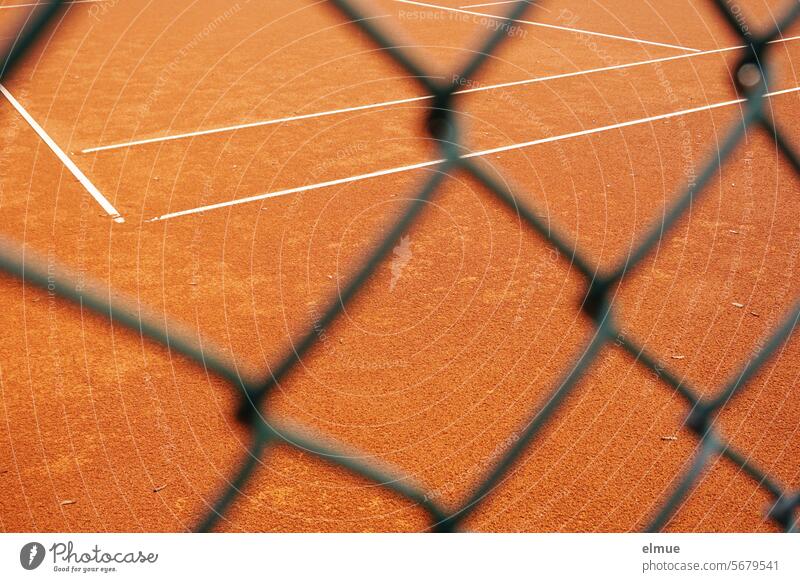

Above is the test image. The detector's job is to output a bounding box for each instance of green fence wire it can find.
[1,0,798,532]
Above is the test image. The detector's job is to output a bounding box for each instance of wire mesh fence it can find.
[1,0,798,532]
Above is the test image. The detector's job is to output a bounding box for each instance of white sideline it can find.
[148,85,800,222]
[81,34,800,155]
[394,0,700,52]
[0,84,124,223]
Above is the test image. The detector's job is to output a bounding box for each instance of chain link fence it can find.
[1,0,798,532]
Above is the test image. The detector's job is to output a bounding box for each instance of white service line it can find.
[394,0,700,52]
[81,94,436,154]
[0,0,106,9]
[148,85,800,223]
[81,34,800,155]
[0,84,124,223]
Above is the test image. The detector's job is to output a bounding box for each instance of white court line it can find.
[394,0,700,52]
[0,0,106,9]
[82,94,436,154]
[148,85,800,222]
[461,1,542,11]
[81,34,800,155]
[0,84,124,222]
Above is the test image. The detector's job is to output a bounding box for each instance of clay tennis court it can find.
[0,0,798,533]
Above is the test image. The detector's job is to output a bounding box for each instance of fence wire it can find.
[1,0,799,532]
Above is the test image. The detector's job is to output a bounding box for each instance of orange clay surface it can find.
[0,0,798,532]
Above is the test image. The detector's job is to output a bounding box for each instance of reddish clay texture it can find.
[0,0,797,532]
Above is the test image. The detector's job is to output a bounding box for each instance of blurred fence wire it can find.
[1,0,799,532]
